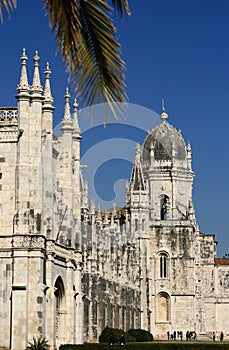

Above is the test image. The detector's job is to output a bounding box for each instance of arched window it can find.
[158,252,169,279]
[54,276,66,345]
[156,292,170,323]
[160,194,170,220]
[160,255,167,278]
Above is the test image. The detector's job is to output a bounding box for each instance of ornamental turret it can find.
[72,98,82,249]
[42,63,55,238]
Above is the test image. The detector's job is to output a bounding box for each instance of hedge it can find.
[98,326,153,344]
[60,341,229,350]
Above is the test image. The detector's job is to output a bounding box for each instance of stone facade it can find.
[1,50,229,349]
[0,51,83,350]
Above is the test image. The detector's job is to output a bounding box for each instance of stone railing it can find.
[0,107,18,125]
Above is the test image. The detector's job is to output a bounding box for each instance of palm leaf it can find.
[110,0,130,17]
[1,0,130,118]
[44,0,129,118]
[0,0,16,20]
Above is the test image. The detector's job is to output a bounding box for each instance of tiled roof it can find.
[214,258,229,265]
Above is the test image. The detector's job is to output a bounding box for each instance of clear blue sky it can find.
[0,0,229,256]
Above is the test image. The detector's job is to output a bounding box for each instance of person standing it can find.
[110,333,116,345]
[119,333,126,346]
[220,331,224,341]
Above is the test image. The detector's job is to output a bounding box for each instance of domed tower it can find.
[142,109,195,224]
[127,108,199,337]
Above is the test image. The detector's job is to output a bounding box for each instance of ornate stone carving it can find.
[13,235,44,248]
[46,240,82,265]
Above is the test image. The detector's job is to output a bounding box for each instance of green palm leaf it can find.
[0,0,130,119]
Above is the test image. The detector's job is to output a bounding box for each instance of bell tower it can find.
[142,109,196,224]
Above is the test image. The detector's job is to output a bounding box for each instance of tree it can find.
[0,0,130,118]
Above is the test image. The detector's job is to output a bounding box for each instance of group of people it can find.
[110,333,125,346]
[167,330,184,340]
[212,331,224,341]
[167,330,196,341]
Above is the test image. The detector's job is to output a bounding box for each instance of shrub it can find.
[99,326,126,344]
[127,328,154,342]
[99,326,154,344]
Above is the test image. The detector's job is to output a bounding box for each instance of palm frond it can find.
[0,0,16,21]
[1,0,130,118]
[44,0,129,118]
[110,0,131,17]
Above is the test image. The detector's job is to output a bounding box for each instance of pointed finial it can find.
[162,97,165,112]
[103,210,109,225]
[64,87,71,120]
[73,98,80,131]
[97,203,102,220]
[160,98,168,122]
[44,62,53,103]
[33,51,40,66]
[17,48,29,93]
[89,198,95,213]
[31,50,42,94]
[113,202,116,215]
[135,143,141,163]
[73,98,78,110]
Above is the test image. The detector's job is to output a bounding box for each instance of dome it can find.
[142,112,187,162]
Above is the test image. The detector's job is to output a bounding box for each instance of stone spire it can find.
[17,48,29,94]
[61,87,73,135]
[89,198,95,214]
[31,51,43,95]
[64,87,71,120]
[96,203,102,221]
[73,98,80,132]
[130,144,145,191]
[135,143,141,164]
[44,62,53,104]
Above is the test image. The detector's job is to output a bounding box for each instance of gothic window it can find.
[154,141,171,161]
[159,252,169,279]
[160,256,166,278]
[54,276,66,345]
[156,292,170,323]
[160,194,169,220]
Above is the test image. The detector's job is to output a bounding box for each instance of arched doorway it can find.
[54,276,66,346]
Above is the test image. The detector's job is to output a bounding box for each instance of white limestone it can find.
[0,50,229,349]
